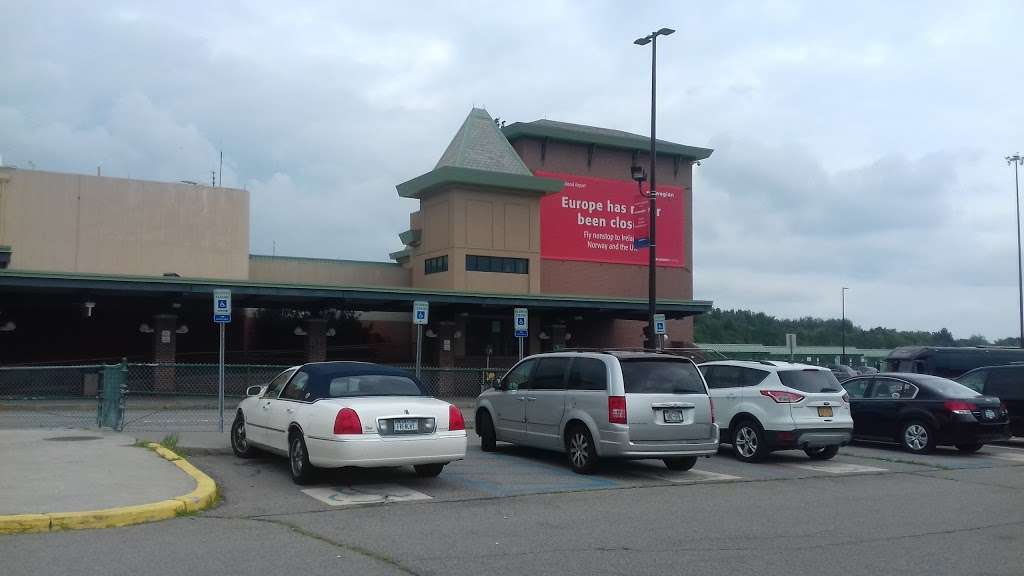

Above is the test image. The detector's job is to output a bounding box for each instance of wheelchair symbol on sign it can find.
[416,311,426,320]
[217,299,228,309]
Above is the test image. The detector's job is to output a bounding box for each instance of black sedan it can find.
[841,373,1009,454]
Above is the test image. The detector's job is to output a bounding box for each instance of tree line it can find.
[694,308,1020,349]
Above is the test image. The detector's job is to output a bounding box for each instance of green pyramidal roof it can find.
[435,108,533,174]
[397,108,563,199]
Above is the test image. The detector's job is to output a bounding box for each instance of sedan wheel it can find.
[732,421,767,462]
[566,426,598,474]
[231,414,257,458]
[289,433,316,485]
[901,421,935,454]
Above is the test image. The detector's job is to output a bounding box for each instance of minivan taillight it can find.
[760,390,805,403]
[334,407,362,434]
[448,405,465,431]
[608,396,627,424]
[709,398,716,424]
[944,400,976,415]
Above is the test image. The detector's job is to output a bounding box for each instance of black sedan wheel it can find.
[900,421,936,454]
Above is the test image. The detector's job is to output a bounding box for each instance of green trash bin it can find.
[97,361,128,431]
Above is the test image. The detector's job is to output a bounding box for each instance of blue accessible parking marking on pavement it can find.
[446,451,619,497]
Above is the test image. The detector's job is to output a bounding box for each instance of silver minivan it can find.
[474,351,719,473]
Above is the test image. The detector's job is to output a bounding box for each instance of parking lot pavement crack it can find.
[250,516,424,576]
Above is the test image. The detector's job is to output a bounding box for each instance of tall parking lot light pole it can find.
[635,27,674,350]
[841,287,849,364]
[1008,153,1024,348]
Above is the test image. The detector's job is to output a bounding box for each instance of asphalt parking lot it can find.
[3,439,1024,576]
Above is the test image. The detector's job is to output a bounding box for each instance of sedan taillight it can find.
[334,407,362,434]
[944,400,976,415]
[760,390,805,403]
[448,405,465,431]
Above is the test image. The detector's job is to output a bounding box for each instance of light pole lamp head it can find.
[1008,154,1023,166]
[657,28,675,36]
[634,36,651,46]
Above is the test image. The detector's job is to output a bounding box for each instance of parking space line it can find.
[787,462,888,475]
[631,469,743,484]
[987,452,1024,463]
[300,484,432,506]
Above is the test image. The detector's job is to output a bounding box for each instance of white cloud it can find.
[2,0,1024,340]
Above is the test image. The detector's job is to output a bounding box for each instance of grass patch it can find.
[158,433,180,452]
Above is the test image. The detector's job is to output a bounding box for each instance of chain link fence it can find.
[0,362,503,432]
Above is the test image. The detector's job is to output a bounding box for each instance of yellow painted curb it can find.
[0,443,217,535]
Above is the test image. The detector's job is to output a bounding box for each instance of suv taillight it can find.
[842,392,850,404]
[448,405,465,431]
[608,396,627,424]
[760,390,805,403]
[944,400,976,415]
[334,407,362,434]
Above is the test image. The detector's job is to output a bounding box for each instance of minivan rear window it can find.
[777,370,842,393]
[619,359,707,395]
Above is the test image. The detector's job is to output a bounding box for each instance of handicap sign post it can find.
[213,289,231,432]
[514,308,528,360]
[653,313,666,351]
[413,301,429,378]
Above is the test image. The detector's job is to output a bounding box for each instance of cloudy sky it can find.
[3,1,1023,339]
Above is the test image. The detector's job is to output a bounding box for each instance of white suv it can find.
[698,361,853,462]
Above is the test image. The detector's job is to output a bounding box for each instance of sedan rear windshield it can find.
[327,374,424,398]
[914,375,982,398]
[619,359,707,395]
[777,370,843,393]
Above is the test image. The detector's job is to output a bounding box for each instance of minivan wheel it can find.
[414,463,445,478]
[804,445,839,461]
[288,433,316,485]
[663,457,698,471]
[900,421,936,454]
[566,425,598,474]
[732,421,768,462]
[956,443,984,453]
[477,411,497,452]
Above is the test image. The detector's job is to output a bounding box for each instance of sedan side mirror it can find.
[246,385,264,397]
[494,378,505,391]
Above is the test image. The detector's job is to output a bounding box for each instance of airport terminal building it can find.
[0,109,713,367]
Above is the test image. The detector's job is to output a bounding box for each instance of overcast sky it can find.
[3,1,1023,340]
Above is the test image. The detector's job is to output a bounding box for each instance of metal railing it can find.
[0,363,502,432]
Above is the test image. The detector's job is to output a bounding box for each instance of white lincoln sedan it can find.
[231,362,467,484]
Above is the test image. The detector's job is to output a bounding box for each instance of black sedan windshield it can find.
[913,375,983,398]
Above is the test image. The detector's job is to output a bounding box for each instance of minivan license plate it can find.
[394,419,418,432]
[664,409,683,423]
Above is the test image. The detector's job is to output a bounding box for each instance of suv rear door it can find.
[618,358,714,441]
[776,368,849,430]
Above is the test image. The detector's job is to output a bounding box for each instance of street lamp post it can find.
[1008,153,1024,348]
[635,27,674,350]
[841,287,849,364]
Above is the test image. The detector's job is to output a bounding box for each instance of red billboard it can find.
[537,171,685,267]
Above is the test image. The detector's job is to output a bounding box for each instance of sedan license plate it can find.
[817,407,834,417]
[663,409,684,423]
[985,409,996,420]
[393,419,419,432]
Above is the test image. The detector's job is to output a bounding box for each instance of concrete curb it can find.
[0,443,218,535]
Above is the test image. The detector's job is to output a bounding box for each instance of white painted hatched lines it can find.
[987,451,1024,463]
[787,462,888,475]
[301,484,432,506]
[638,469,743,484]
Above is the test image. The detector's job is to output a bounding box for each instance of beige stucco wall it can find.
[0,168,249,279]
[250,255,410,287]
[410,186,541,294]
